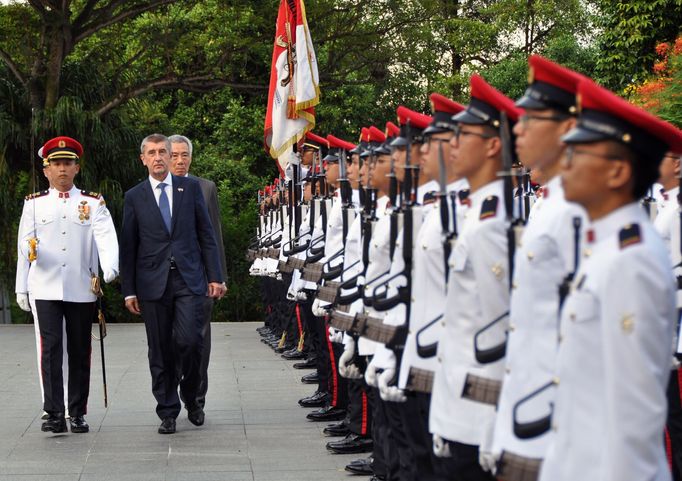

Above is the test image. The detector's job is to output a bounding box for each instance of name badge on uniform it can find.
[78,201,90,222]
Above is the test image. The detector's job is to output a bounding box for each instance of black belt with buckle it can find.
[169,257,178,270]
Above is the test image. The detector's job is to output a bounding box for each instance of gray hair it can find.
[168,134,193,157]
[140,133,171,154]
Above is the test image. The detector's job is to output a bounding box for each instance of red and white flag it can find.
[264,0,320,174]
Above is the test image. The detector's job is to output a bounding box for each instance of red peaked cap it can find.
[350,127,371,154]
[368,126,387,143]
[425,93,466,134]
[42,136,83,166]
[454,74,522,127]
[327,134,356,152]
[264,186,271,195]
[517,55,585,113]
[562,78,682,158]
[385,121,400,139]
[391,107,433,147]
[303,132,328,150]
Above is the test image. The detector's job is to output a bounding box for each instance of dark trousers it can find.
[668,368,682,481]
[197,297,214,408]
[140,270,205,420]
[34,300,95,417]
[328,327,349,409]
[401,392,450,481]
[384,400,416,481]
[347,376,372,437]
[369,387,389,478]
[439,441,496,481]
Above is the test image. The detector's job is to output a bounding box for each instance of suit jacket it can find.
[120,175,223,301]
[190,175,228,281]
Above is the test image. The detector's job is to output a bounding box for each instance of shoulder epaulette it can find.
[458,189,470,202]
[25,190,49,201]
[81,190,102,199]
[619,224,641,249]
[479,195,499,220]
[422,190,437,205]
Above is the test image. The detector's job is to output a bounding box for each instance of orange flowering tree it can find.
[629,36,682,128]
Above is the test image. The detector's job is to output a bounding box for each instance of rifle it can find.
[472,112,516,365]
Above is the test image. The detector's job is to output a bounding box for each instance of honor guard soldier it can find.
[429,75,521,480]
[16,136,119,434]
[538,79,682,481]
[491,56,588,480]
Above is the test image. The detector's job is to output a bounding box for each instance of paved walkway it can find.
[0,323,358,481]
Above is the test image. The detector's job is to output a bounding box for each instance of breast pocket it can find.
[564,283,599,325]
[450,242,469,273]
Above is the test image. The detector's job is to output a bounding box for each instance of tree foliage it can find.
[0,0,676,322]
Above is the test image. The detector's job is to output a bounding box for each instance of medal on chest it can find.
[78,200,90,222]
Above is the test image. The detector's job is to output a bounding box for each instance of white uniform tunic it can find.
[17,186,118,302]
[654,186,679,252]
[539,203,675,481]
[430,179,509,449]
[398,179,469,389]
[492,176,587,459]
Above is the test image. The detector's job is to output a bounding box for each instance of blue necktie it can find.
[158,182,171,233]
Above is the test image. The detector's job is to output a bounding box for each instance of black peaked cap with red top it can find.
[362,126,388,157]
[350,127,370,155]
[454,74,522,127]
[562,79,682,163]
[517,55,585,114]
[391,106,433,147]
[425,93,466,135]
[42,136,83,166]
[325,135,357,163]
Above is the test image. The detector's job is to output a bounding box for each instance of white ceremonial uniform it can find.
[398,179,469,389]
[358,195,391,355]
[654,186,679,252]
[430,179,509,449]
[539,203,675,481]
[492,176,587,459]
[17,186,119,302]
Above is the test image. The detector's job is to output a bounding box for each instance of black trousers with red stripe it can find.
[34,299,94,417]
[384,399,417,481]
[667,367,682,481]
[347,376,372,437]
[328,335,349,409]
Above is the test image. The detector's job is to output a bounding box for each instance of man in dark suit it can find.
[120,133,226,434]
[168,135,228,410]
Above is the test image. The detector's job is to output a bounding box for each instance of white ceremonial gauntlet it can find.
[433,434,452,458]
[16,293,31,312]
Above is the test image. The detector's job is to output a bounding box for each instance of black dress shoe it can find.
[293,357,317,369]
[345,456,373,475]
[306,405,346,422]
[158,417,176,434]
[298,391,330,408]
[301,372,320,384]
[41,414,67,433]
[326,433,374,454]
[323,420,351,437]
[282,350,307,360]
[69,415,89,433]
[187,405,205,426]
[275,343,295,354]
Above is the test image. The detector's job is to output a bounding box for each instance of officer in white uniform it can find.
[491,56,587,480]
[429,75,521,481]
[539,79,682,481]
[16,136,119,434]
[15,154,70,418]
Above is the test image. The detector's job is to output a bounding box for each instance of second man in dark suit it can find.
[169,135,228,410]
[120,133,226,434]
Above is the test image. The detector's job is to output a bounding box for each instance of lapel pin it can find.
[177,188,184,192]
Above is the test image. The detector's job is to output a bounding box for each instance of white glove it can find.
[328,326,343,344]
[479,451,498,474]
[338,338,362,379]
[295,290,308,301]
[312,299,326,317]
[365,359,380,387]
[378,368,406,402]
[103,270,117,283]
[433,434,452,458]
[16,293,31,312]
